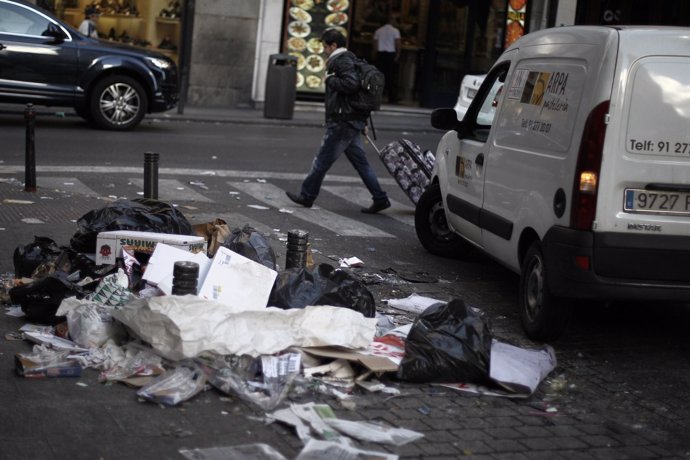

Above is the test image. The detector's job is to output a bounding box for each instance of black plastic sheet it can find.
[397,299,492,384]
[222,225,277,270]
[13,236,62,279]
[269,263,375,318]
[9,272,86,325]
[69,198,194,254]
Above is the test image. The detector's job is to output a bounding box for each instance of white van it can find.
[416,26,690,341]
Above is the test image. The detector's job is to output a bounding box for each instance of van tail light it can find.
[571,100,610,230]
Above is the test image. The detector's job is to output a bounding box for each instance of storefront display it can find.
[283,0,353,95]
[48,0,183,63]
[504,0,527,47]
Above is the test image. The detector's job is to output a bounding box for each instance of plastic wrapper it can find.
[56,298,127,348]
[222,224,277,270]
[15,347,82,378]
[136,364,207,406]
[195,352,301,411]
[69,198,194,254]
[99,349,165,383]
[269,264,375,317]
[397,299,493,384]
[86,269,133,306]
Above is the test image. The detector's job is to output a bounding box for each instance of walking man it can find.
[286,29,390,214]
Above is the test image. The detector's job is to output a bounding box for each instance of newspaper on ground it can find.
[383,293,444,315]
[295,439,398,460]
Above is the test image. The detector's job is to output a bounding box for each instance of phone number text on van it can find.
[629,139,690,154]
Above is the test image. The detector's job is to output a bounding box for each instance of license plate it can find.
[624,188,690,215]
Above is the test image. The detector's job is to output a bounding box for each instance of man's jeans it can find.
[300,120,388,203]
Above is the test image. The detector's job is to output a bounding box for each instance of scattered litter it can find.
[257,179,267,183]
[381,267,437,283]
[278,208,293,214]
[247,204,270,210]
[15,348,82,378]
[295,440,397,460]
[189,180,209,190]
[5,306,24,317]
[21,218,44,224]
[229,191,240,195]
[137,365,207,406]
[200,170,216,175]
[339,256,364,268]
[76,382,88,387]
[417,405,431,415]
[180,443,287,460]
[384,293,444,315]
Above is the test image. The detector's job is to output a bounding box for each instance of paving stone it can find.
[581,434,621,448]
[515,426,553,438]
[451,439,494,454]
[448,429,492,442]
[489,438,528,453]
[417,441,462,456]
[485,427,523,439]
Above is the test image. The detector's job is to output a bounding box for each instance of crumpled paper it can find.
[111,296,378,360]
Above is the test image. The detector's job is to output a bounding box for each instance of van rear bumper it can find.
[542,227,690,301]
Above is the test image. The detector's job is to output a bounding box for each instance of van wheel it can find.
[415,183,468,258]
[520,241,570,341]
[89,75,147,130]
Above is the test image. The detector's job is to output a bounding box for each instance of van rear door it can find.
[597,30,690,239]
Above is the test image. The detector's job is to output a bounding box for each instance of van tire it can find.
[520,241,570,341]
[415,183,469,258]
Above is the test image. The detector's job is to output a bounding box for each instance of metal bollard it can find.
[24,103,36,192]
[143,151,159,200]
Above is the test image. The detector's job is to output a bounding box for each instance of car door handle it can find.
[475,153,484,166]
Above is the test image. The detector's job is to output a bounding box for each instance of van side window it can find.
[476,71,506,127]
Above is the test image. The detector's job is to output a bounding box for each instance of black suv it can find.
[0,0,178,130]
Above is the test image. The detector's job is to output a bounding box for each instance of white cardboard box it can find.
[95,230,207,265]
[197,246,277,311]
[142,243,212,295]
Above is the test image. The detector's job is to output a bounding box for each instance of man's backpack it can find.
[349,58,385,113]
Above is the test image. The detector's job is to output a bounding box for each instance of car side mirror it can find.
[42,24,66,43]
[431,108,461,131]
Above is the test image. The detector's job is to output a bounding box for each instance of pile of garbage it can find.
[2,199,558,458]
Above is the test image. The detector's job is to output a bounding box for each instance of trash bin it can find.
[264,54,298,120]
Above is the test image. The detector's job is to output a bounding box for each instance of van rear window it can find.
[626,59,690,156]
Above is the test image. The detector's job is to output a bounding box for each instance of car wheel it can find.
[89,75,148,130]
[414,183,469,258]
[519,241,570,341]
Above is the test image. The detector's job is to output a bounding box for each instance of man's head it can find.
[84,6,100,20]
[321,29,346,56]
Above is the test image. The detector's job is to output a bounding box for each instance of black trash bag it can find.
[269,263,375,317]
[13,237,63,278]
[9,272,85,325]
[222,225,277,270]
[397,299,493,384]
[69,198,194,254]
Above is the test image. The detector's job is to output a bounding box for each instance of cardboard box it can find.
[142,243,211,295]
[95,230,207,265]
[197,246,277,311]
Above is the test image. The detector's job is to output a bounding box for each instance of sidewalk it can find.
[0,101,436,133]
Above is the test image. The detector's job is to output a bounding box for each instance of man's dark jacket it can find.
[324,49,368,123]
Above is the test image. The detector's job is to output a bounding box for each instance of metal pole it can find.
[24,103,36,193]
[143,152,159,200]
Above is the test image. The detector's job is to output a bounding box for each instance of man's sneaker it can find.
[286,191,314,208]
[361,198,391,214]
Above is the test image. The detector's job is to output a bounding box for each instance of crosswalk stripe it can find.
[321,185,416,227]
[229,181,395,238]
[128,178,213,203]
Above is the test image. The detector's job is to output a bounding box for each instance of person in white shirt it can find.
[79,6,100,39]
[373,15,402,104]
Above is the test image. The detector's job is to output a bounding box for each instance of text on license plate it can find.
[624,188,690,215]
